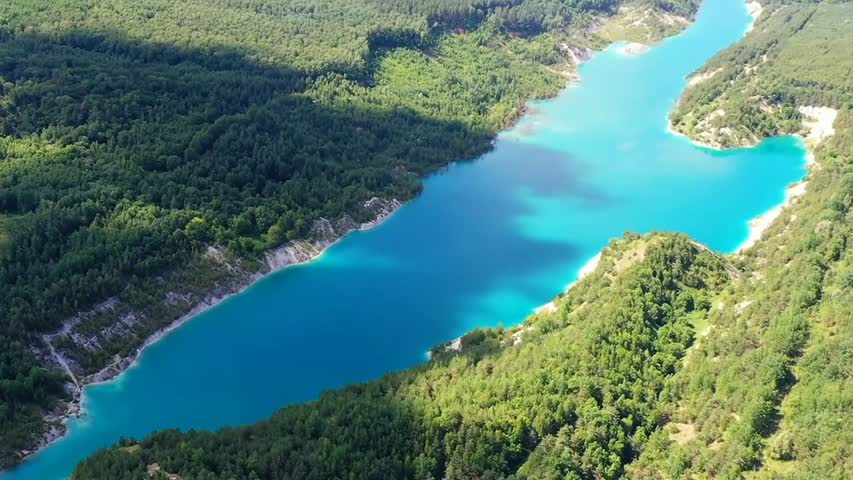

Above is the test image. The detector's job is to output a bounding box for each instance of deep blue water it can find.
[4,0,809,478]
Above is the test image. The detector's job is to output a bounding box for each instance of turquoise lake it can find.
[4,0,809,478]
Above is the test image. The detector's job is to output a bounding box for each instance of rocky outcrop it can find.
[264,197,401,271]
[560,44,594,67]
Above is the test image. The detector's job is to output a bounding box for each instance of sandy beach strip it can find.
[534,252,603,314]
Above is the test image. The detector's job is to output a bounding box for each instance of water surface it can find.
[5,0,809,477]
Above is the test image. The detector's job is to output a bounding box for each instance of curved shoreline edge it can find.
[667,1,838,255]
[14,27,598,470]
[735,156,810,254]
[668,107,837,255]
[533,252,602,315]
[669,113,838,256]
[432,250,603,359]
[536,0,837,331]
[18,198,405,467]
[668,120,811,255]
[734,105,837,253]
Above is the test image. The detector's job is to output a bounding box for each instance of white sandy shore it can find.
[684,0,762,90]
[537,105,832,311]
[736,181,807,252]
[667,3,834,253]
[666,102,837,255]
[532,129,824,309]
[669,126,826,255]
[666,122,726,150]
[686,68,722,87]
[123,209,403,375]
[534,301,559,314]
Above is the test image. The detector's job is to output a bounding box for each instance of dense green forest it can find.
[670,0,853,147]
[0,0,699,469]
[71,0,852,478]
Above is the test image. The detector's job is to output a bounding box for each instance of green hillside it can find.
[70,0,852,478]
[670,0,853,148]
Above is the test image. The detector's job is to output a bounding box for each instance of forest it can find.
[633,1,853,477]
[71,0,852,478]
[0,0,698,468]
[670,0,853,147]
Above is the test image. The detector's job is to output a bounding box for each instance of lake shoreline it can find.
[19,198,404,467]
[16,33,607,469]
[735,159,810,253]
[666,119,813,254]
[534,252,603,314]
[667,0,836,257]
[667,121,818,255]
[666,103,838,255]
[734,106,837,253]
[15,46,577,475]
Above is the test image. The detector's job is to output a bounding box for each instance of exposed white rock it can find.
[512,326,534,346]
[746,1,763,31]
[687,68,722,86]
[620,42,650,55]
[566,252,602,290]
[735,300,753,315]
[737,106,838,253]
[799,106,838,145]
[738,181,809,252]
[31,197,405,462]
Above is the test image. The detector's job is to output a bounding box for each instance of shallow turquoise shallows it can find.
[4,0,809,477]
